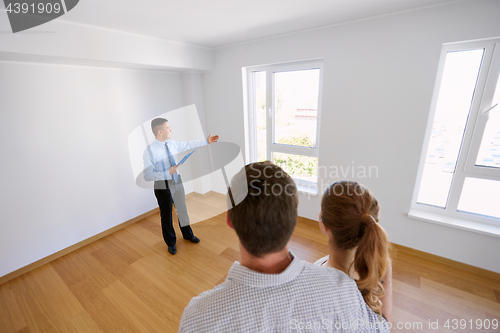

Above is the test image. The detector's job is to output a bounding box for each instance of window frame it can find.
[409,38,500,236]
[245,59,324,193]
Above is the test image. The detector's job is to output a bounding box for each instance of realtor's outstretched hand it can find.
[207,134,220,144]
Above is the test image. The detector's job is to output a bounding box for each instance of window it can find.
[245,60,323,193]
[410,38,500,236]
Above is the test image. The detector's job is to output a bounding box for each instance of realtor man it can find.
[179,162,388,332]
[143,118,219,255]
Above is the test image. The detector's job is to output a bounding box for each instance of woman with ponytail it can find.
[315,180,393,321]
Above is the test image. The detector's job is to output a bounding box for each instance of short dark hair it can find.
[227,162,298,257]
[151,118,168,136]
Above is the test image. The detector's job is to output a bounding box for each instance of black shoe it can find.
[185,236,200,243]
[168,245,177,255]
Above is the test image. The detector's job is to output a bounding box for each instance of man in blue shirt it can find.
[143,118,219,255]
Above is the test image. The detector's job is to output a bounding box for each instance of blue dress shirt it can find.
[143,138,207,182]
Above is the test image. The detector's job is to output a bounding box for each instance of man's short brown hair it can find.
[151,118,168,136]
[227,162,298,257]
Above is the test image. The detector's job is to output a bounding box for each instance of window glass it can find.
[417,49,484,207]
[273,152,318,183]
[457,177,500,219]
[273,69,319,148]
[475,73,500,169]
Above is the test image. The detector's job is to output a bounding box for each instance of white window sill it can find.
[297,182,318,196]
[408,208,500,238]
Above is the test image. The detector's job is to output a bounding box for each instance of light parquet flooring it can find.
[1,194,500,333]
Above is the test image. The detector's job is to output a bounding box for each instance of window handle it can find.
[482,103,498,115]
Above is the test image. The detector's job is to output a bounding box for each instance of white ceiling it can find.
[60,0,460,48]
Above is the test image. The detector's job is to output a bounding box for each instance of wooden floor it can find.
[1,194,500,333]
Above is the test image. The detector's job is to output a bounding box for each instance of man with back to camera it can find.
[179,161,389,332]
[143,118,219,255]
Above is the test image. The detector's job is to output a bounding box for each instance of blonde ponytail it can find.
[354,214,390,317]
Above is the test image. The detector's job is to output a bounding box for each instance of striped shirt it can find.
[179,254,389,332]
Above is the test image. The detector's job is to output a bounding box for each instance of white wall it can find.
[203,0,500,273]
[182,72,212,195]
[0,62,185,277]
[0,4,216,278]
